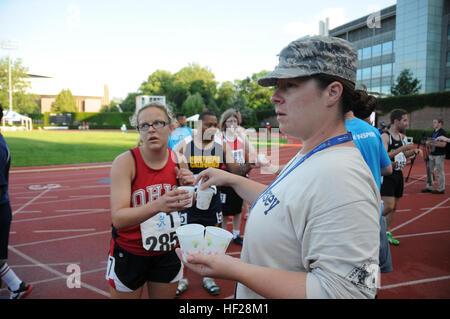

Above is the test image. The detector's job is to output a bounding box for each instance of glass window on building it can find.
[358,48,363,60]
[382,41,393,55]
[382,63,392,77]
[446,79,450,91]
[362,67,371,80]
[372,65,381,77]
[372,44,382,57]
[371,86,381,94]
[447,51,450,67]
[357,68,362,81]
[362,47,371,60]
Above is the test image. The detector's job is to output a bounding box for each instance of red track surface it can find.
[1,136,449,299]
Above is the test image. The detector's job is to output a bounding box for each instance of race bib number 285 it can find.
[140,212,180,251]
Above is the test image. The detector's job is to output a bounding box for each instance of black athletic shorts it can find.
[220,186,243,216]
[106,239,183,292]
[0,202,12,260]
[380,170,404,198]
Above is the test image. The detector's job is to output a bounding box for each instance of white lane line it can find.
[11,194,110,208]
[56,209,108,212]
[12,188,52,216]
[8,262,80,268]
[380,275,450,290]
[391,197,450,232]
[404,174,427,187]
[0,267,106,293]
[420,206,450,211]
[11,210,108,224]
[33,228,96,233]
[8,246,109,297]
[69,195,109,199]
[394,230,450,239]
[11,230,110,248]
[12,210,41,214]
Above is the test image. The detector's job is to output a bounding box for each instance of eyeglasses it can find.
[137,121,168,131]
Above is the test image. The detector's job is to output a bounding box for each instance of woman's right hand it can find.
[194,168,236,190]
[153,188,192,212]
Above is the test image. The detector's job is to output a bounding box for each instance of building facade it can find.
[329,0,450,96]
[37,84,110,113]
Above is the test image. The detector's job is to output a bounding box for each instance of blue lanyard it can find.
[252,132,353,211]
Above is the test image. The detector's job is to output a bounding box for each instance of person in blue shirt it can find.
[345,107,393,274]
[169,114,193,150]
[0,104,33,298]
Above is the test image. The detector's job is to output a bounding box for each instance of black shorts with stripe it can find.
[106,239,182,292]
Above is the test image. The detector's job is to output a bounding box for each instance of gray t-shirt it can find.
[236,147,380,299]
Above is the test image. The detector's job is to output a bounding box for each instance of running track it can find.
[1,137,449,299]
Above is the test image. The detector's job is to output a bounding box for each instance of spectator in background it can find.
[174,111,241,297]
[169,114,193,151]
[219,109,254,245]
[345,105,393,274]
[380,109,421,245]
[0,104,33,299]
[168,119,179,150]
[421,119,447,194]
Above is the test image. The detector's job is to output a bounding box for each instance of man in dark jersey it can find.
[174,111,240,296]
[0,104,33,298]
[380,109,421,245]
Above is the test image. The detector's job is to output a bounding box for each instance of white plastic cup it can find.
[203,226,233,256]
[196,186,217,210]
[175,224,205,262]
[177,186,195,208]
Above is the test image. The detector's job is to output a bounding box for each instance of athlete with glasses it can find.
[106,103,195,299]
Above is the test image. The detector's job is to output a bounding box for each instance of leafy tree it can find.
[52,89,77,112]
[391,69,422,96]
[236,70,273,110]
[0,57,39,114]
[182,92,206,115]
[139,70,174,97]
[120,92,139,112]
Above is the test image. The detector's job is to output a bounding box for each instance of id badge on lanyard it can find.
[140,212,181,251]
[251,133,353,212]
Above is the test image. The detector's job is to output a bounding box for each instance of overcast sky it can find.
[0,0,396,100]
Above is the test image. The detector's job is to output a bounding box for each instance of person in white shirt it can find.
[176,36,381,299]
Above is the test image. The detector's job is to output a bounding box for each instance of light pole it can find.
[1,40,20,111]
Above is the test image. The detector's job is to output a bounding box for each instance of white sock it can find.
[0,263,22,291]
[233,230,240,238]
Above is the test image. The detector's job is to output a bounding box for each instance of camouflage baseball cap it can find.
[258,36,358,87]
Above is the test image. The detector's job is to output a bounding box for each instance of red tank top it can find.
[222,132,245,164]
[113,147,179,256]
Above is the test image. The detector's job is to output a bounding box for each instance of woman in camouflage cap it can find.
[176,36,381,299]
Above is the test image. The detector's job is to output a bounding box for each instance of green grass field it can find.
[3,130,141,167]
[3,130,287,167]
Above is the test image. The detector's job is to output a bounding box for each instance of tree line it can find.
[0,57,422,126]
[106,63,275,126]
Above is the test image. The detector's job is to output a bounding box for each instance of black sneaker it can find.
[233,235,244,245]
[9,282,33,299]
[431,190,445,194]
[421,188,432,193]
